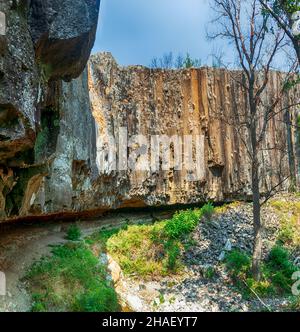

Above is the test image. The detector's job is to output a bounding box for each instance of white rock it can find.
[218,251,226,261]
[224,239,232,251]
[99,253,108,266]
[126,294,145,312]
[107,255,122,284]
[293,256,300,267]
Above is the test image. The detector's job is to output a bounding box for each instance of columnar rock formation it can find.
[88,53,300,208]
[0,5,299,222]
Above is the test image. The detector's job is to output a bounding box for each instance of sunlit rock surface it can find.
[87,53,300,208]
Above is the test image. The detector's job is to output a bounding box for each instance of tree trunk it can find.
[293,40,300,67]
[249,88,262,281]
[252,158,262,281]
[285,110,296,191]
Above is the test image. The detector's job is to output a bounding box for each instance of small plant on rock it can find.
[225,249,251,278]
[201,202,215,221]
[66,225,82,241]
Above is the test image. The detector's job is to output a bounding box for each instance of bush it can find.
[225,250,251,277]
[269,201,300,247]
[66,225,81,241]
[245,278,275,297]
[164,209,201,239]
[25,243,120,312]
[73,287,119,312]
[277,216,300,246]
[265,245,298,293]
[226,246,299,298]
[107,224,167,278]
[201,203,215,221]
[268,246,290,268]
[203,266,216,280]
[164,240,181,271]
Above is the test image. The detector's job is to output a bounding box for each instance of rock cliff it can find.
[88,53,300,208]
[0,11,299,221]
[0,0,100,220]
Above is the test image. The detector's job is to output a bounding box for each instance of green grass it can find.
[264,246,298,294]
[163,209,202,239]
[225,250,251,278]
[90,204,214,279]
[106,223,168,278]
[66,225,82,241]
[225,246,299,299]
[203,266,216,280]
[201,202,215,221]
[25,242,120,312]
[269,200,300,248]
[25,204,217,310]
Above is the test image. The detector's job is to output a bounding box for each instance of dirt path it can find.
[0,211,171,312]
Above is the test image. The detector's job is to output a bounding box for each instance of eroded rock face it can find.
[88,53,300,207]
[1,29,300,222]
[0,1,38,166]
[0,0,100,220]
[14,52,300,220]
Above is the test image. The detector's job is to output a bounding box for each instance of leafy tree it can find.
[259,0,300,64]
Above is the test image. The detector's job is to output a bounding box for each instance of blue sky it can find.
[92,0,224,67]
[92,0,291,69]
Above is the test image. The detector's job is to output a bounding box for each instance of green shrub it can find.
[269,200,300,247]
[265,245,298,293]
[164,209,201,239]
[288,296,300,311]
[73,287,119,312]
[268,246,290,268]
[245,278,275,297]
[277,216,300,247]
[66,225,81,241]
[31,294,47,312]
[25,243,120,312]
[201,203,215,221]
[203,266,216,279]
[225,250,251,277]
[106,223,167,278]
[164,240,181,271]
[226,246,299,298]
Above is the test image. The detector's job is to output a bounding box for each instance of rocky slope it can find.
[111,196,300,312]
